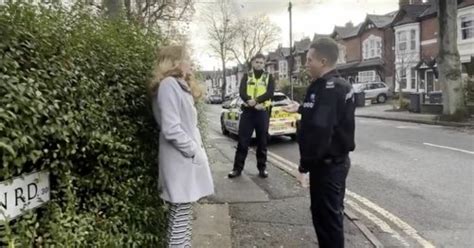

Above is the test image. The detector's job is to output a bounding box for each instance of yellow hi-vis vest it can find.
[246,71,272,108]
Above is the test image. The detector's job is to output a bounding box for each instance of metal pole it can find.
[288,1,294,100]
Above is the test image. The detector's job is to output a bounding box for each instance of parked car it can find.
[352,82,392,103]
[220,92,300,141]
[207,95,223,104]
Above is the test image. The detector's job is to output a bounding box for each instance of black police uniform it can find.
[298,70,355,248]
[232,70,275,174]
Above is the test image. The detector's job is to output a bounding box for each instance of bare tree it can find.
[436,0,466,116]
[103,0,124,19]
[125,0,194,28]
[203,0,236,99]
[391,44,419,110]
[99,0,194,33]
[229,16,280,70]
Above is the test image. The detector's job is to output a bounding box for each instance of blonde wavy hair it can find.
[149,45,202,100]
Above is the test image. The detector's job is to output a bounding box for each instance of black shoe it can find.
[228,170,242,178]
[258,170,268,178]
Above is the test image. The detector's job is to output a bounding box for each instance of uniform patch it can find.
[326,81,335,89]
[303,102,314,108]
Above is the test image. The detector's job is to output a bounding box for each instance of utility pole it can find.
[288,1,294,100]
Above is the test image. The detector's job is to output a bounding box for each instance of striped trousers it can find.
[166,202,193,248]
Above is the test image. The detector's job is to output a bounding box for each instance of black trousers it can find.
[309,156,351,248]
[233,108,269,171]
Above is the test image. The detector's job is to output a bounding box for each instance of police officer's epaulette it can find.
[329,77,354,101]
[327,77,350,89]
[325,81,335,89]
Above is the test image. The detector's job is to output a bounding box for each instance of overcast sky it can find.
[190,0,399,71]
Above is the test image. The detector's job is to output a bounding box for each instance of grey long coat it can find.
[152,76,214,203]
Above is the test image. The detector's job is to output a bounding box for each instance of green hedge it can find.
[1,3,166,246]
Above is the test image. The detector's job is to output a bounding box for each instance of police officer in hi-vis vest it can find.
[228,54,275,179]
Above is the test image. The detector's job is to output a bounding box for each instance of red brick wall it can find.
[383,28,395,78]
[357,28,395,80]
[462,0,474,6]
[420,17,438,41]
[420,17,439,60]
[360,28,384,42]
[343,37,361,63]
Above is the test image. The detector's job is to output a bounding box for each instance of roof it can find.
[266,51,279,61]
[335,58,385,71]
[333,23,362,39]
[312,33,330,42]
[357,58,385,68]
[336,61,359,71]
[419,0,436,19]
[294,38,312,53]
[366,14,396,28]
[276,47,291,57]
[420,0,474,19]
[414,58,437,69]
[393,4,430,26]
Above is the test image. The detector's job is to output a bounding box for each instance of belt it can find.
[323,156,347,165]
[241,104,271,111]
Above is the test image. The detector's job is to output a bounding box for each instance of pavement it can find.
[197,103,474,248]
[355,102,474,128]
[192,107,374,248]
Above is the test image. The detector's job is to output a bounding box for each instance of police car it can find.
[220,92,301,141]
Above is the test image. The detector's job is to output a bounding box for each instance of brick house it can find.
[416,1,440,93]
[291,37,312,84]
[265,51,280,81]
[356,13,397,87]
[275,46,291,82]
[393,0,474,93]
[391,2,431,92]
[457,0,474,75]
[331,22,363,83]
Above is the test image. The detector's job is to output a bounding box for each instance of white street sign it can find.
[0,170,50,222]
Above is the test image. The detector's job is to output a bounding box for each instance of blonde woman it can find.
[150,45,214,248]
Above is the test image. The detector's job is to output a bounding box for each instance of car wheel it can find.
[377,94,387,103]
[221,116,229,135]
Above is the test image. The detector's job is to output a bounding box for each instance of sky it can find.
[190,0,400,71]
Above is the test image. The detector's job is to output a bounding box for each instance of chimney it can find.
[345,21,354,28]
[399,0,424,7]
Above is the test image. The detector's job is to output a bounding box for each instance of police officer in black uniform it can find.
[228,54,275,179]
[283,38,355,248]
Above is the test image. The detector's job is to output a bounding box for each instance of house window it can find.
[295,57,302,71]
[370,40,375,57]
[398,29,417,52]
[400,69,407,89]
[410,29,416,50]
[358,70,376,82]
[364,43,369,59]
[279,60,288,79]
[363,35,382,59]
[460,15,474,40]
[377,41,382,57]
[337,44,346,64]
[410,68,417,89]
[398,31,407,51]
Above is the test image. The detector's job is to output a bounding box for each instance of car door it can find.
[224,99,239,133]
[365,83,378,99]
[233,98,244,134]
[377,83,389,96]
